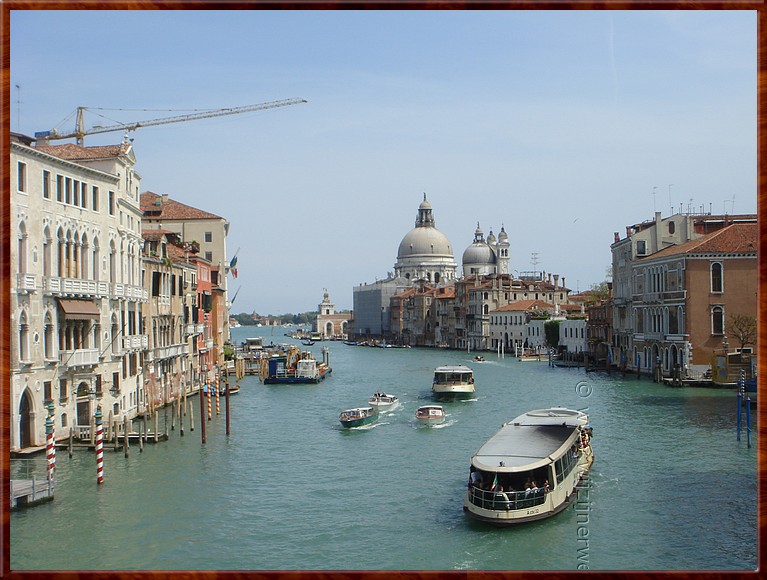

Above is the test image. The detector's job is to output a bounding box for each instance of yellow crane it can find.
[34,97,308,145]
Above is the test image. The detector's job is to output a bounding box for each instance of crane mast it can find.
[35,97,308,145]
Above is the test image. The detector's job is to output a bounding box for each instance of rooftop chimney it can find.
[614,232,620,243]
[161,193,169,204]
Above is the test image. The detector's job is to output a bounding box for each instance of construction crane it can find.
[34,97,308,145]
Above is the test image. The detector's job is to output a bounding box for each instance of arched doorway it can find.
[76,381,92,427]
[19,389,33,448]
[325,321,333,338]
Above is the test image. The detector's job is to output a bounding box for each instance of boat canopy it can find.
[435,365,472,374]
[508,408,588,428]
[470,423,581,473]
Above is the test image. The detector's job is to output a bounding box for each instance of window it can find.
[44,381,52,403]
[56,175,63,201]
[711,262,723,293]
[205,251,213,262]
[59,378,68,402]
[668,221,675,235]
[712,306,724,335]
[108,191,115,215]
[42,170,51,199]
[73,179,80,206]
[636,240,647,256]
[92,186,99,211]
[65,177,72,204]
[204,231,212,243]
[17,161,27,192]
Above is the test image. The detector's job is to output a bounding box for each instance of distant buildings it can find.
[349,197,758,384]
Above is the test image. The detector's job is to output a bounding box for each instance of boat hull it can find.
[339,416,377,428]
[264,368,331,384]
[432,385,475,400]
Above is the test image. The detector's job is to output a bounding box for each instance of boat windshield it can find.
[434,372,473,384]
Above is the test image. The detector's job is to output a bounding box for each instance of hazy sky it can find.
[10,10,756,315]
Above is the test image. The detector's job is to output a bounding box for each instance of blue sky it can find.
[10,10,757,315]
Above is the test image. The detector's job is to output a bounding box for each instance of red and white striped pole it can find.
[215,374,221,416]
[45,402,55,481]
[95,406,104,485]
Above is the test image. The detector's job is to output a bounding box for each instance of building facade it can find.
[140,191,231,354]
[315,290,350,339]
[11,136,146,450]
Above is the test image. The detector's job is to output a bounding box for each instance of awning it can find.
[58,299,100,320]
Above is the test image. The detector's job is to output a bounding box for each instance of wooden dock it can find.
[11,477,54,509]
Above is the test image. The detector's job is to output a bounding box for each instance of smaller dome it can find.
[498,226,508,242]
[487,230,496,245]
[462,242,496,266]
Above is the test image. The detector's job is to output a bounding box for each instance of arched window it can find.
[711,262,723,293]
[44,313,55,359]
[43,226,52,277]
[17,221,28,274]
[711,306,724,335]
[18,310,30,361]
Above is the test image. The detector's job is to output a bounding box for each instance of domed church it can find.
[393,194,458,285]
[462,223,510,277]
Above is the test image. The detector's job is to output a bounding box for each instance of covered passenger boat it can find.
[463,407,594,525]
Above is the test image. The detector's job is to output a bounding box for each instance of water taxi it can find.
[368,392,399,413]
[415,405,446,426]
[432,365,475,400]
[339,406,378,428]
[463,407,594,525]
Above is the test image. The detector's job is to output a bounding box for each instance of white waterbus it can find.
[432,365,475,400]
[463,407,594,525]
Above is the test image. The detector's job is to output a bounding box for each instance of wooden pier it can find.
[11,477,54,509]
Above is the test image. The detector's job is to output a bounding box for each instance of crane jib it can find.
[35,98,308,144]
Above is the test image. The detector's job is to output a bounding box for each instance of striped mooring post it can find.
[95,406,104,485]
[207,382,212,421]
[45,402,55,481]
[215,375,221,416]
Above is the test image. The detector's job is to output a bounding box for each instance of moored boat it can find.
[432,365,475,400]
[339,406,378,428]
[415,405,446,426]
[463,407,594,525]
[262,346,332,384]
[369,392,399,412]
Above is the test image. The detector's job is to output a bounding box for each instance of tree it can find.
[544,320,561,348]
[588,281,611,303]
[726,315,757,350]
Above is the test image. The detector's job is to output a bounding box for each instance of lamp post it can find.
[722,336,729,382]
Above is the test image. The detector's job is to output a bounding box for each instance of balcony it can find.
[59,348,99,368]
[44,276,109,298]
[122,334,148,351]
[16,273,36,293]
[152,343,190,360]
[112,283,148,301]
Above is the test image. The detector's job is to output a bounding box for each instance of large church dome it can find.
[394,194,457,284]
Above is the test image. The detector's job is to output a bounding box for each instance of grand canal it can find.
[11,326,757,571]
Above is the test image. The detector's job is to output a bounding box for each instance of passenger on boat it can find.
[494,486,511,510]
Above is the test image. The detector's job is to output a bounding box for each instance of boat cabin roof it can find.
[434,365,473,374]
[471,422,581,473]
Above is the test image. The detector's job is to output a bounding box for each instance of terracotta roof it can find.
[35,143,132,161]
[645,223,758,260]
[141,229,176,242]
[491,299,554,313]
[141,191,223,221]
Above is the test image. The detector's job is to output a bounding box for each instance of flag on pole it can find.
[229,255,238,269]
[491,472,498,491]
[232,267,238,279]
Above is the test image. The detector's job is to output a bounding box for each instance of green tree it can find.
[544,320,561,348]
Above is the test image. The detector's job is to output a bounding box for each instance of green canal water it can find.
[10,326,757,571]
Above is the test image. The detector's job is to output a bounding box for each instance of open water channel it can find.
[10,326,757,571]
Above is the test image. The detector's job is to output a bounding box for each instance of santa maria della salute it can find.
[351,194,572,349]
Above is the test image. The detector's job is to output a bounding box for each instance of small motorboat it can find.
[339,406,378,428]
[416,405,446,426]
[473,355,485,362]
[368,392,399,413]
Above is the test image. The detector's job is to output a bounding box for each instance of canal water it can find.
[11,326,757,571]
